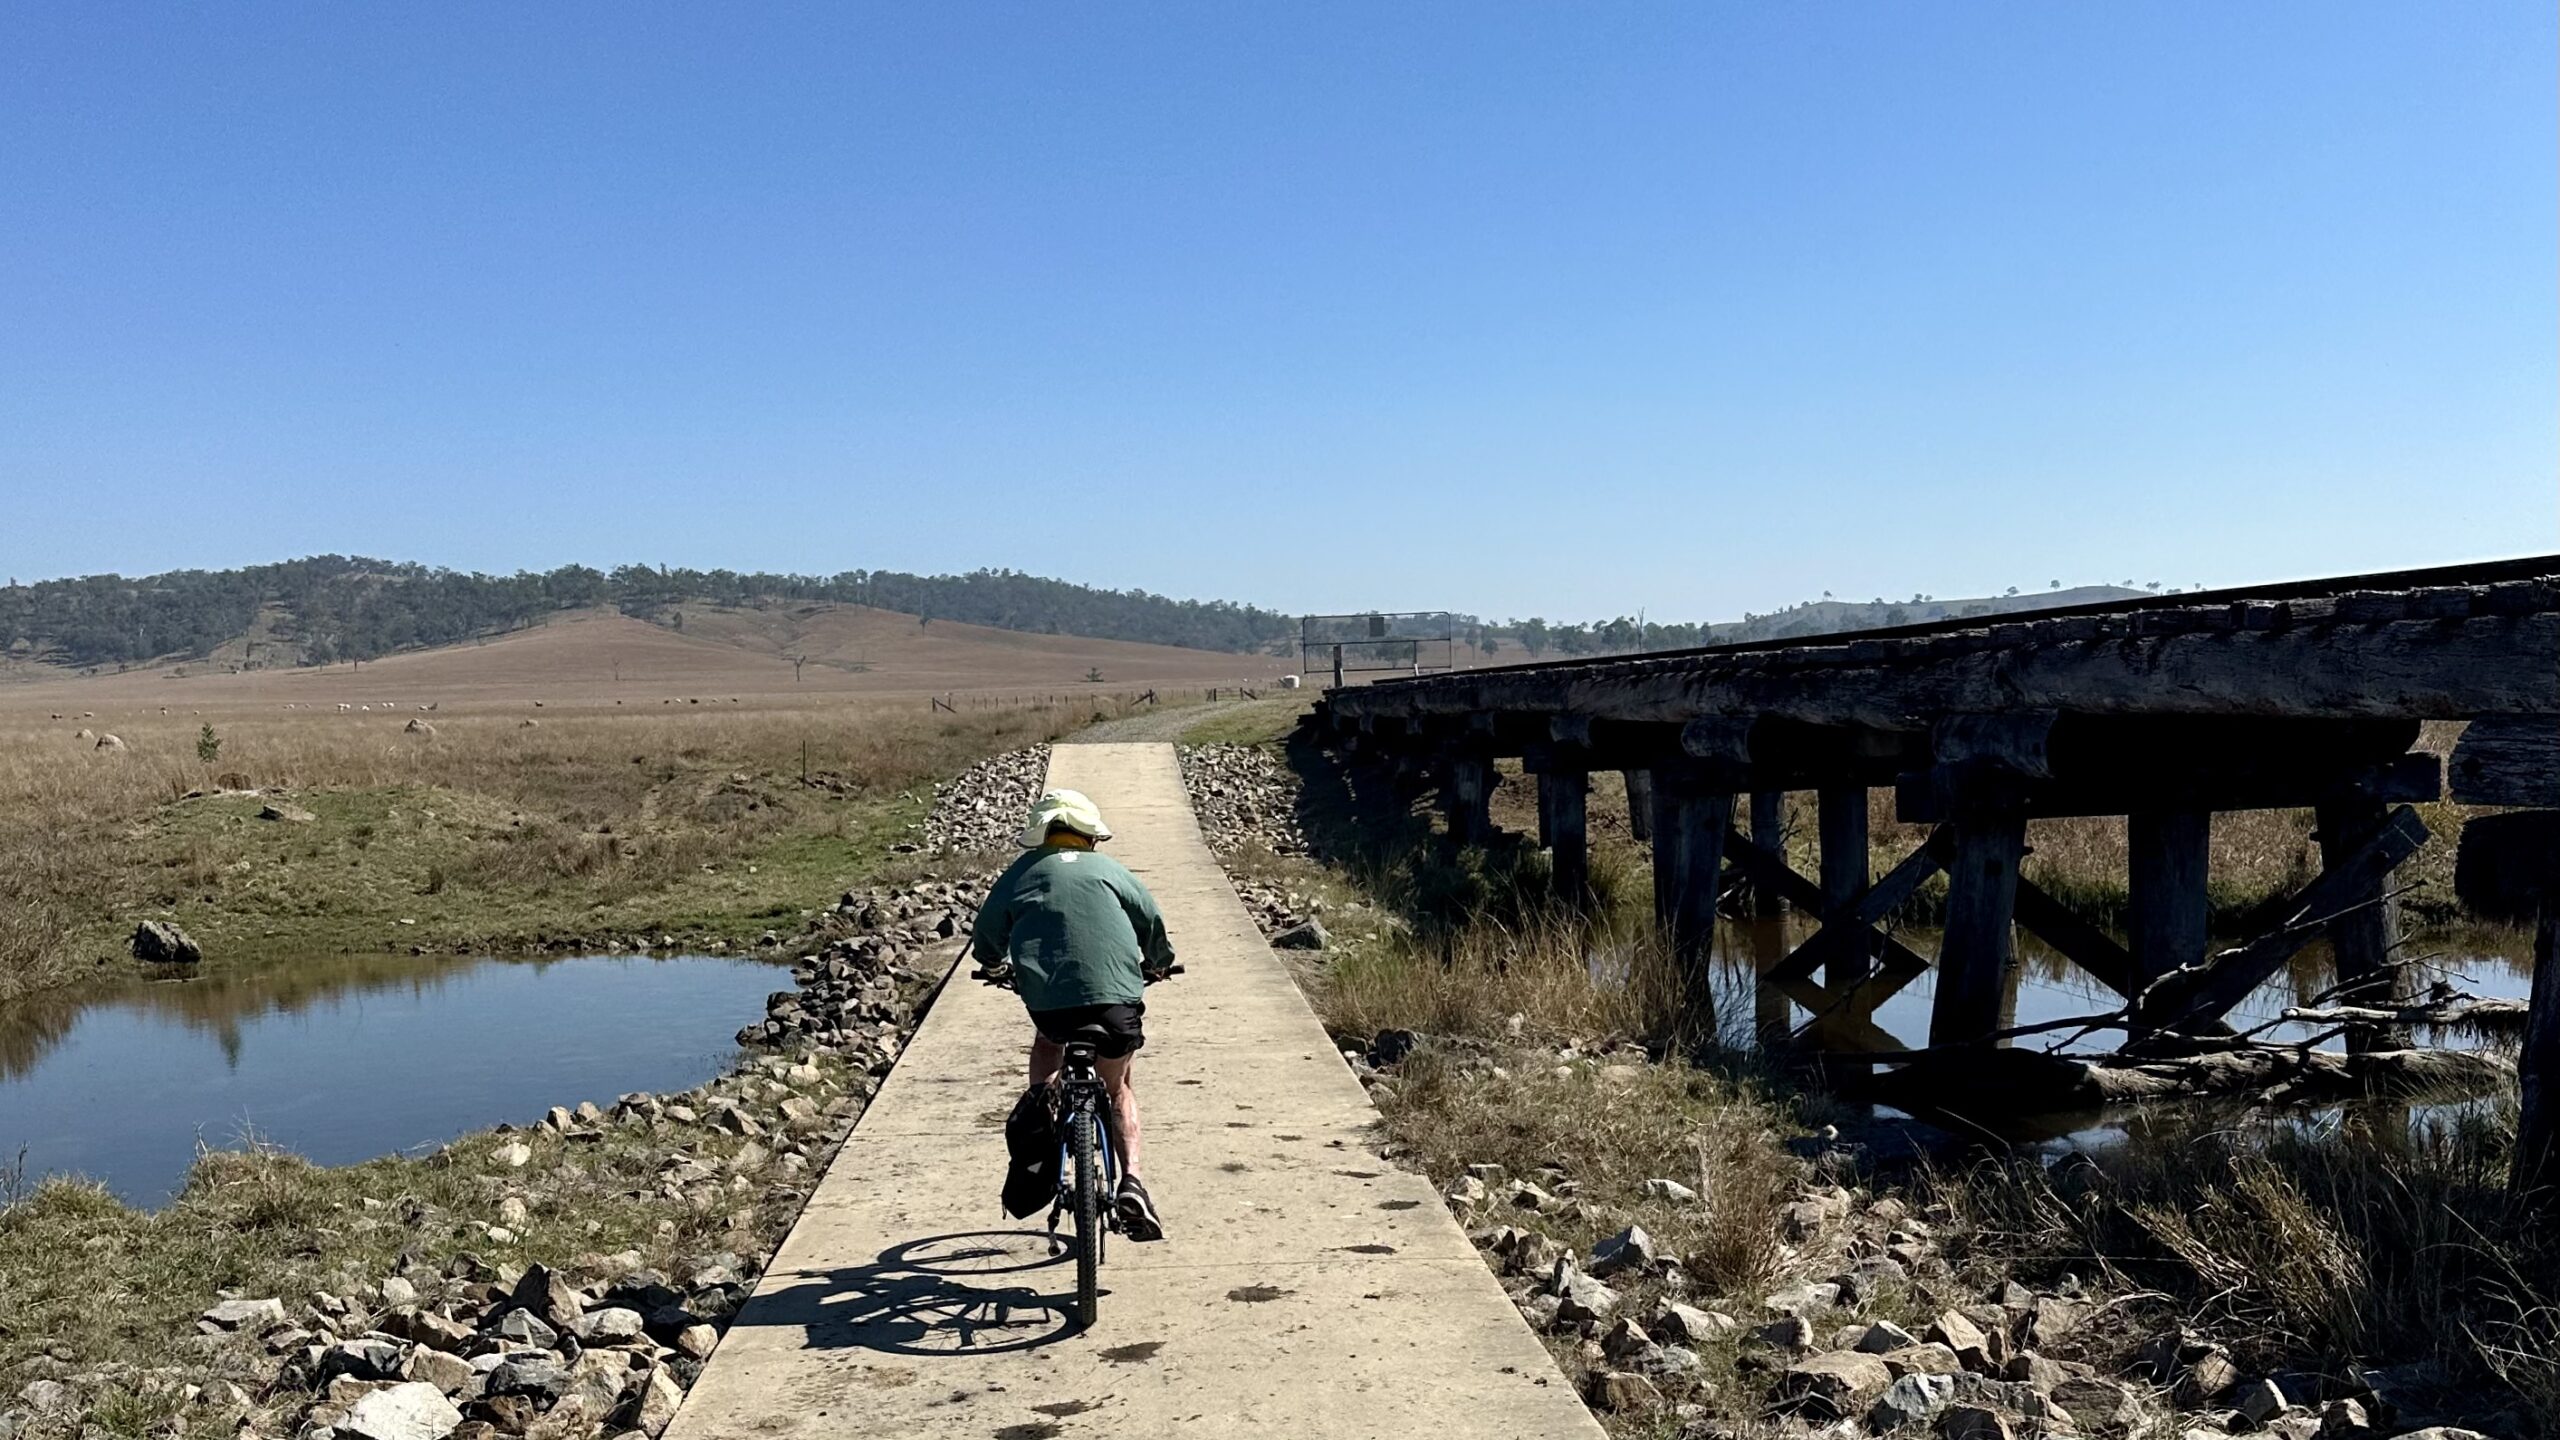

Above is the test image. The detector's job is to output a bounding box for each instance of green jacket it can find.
[972,845,1174,1012]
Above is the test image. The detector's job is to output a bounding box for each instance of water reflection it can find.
[0,951,789,1205]
[1715,916,2535,1059]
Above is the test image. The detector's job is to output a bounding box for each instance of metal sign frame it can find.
[1300,612,1456,683]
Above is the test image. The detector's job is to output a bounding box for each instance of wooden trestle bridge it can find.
[1310,556,2560,1190]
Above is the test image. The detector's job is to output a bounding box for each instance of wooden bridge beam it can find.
[1748,790,1786,916]
[1650,765,1733,1039]
[1818,785,1872,991]
[1624,769,1655,842]
[1930,766,2030,1046]
[2127,809,2211,1023]
[2317,793,2414,1052]
[1538,750,1591,903]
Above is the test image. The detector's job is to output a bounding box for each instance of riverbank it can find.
[1175,730,2552,1438]
[0,699,1081,1005]
[0,727,1065,1440]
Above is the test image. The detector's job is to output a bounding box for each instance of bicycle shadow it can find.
[739,1230,1092,1356]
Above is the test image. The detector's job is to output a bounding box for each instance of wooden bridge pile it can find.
[1312,557,2560,1193]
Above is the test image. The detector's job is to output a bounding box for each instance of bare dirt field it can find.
[0,603,1285,718]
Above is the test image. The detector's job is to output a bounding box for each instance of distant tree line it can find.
[0,556,1300,669]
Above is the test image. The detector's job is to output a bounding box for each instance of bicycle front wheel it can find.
[1070,1106,1102,1329]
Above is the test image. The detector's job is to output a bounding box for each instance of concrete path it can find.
[665,743,1603,1440]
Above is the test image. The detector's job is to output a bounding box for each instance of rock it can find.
[2315,1399,2376,1439]
[1925,1310,1998,1373]
[513,1263,585,1329]
[1578,1370,1660,1413]
[2232,1376,2291,1425]
[1502,1180,1554,1212]
[95,733,126,750]
[338,1383,463,1440]
[2384,1430,2492,1440]
[1554,1274,1621,1327]
[1879,1344,1963,1378]
[1940,1405,2013,1440]
[132,920,203,965]
[322,1338,407,1382]
[1444,1175,1488,1207]
[382,1309,472,1350]
[403,1348,476,1399]
[1368,1029,1420,1066]
[379,1277,419,1308]
[484,1356,569,1403]
[614,1367,684,1438]
[1641,1177,1697,1203]
[493,1142,532,1169]
[1856,1320,1918,1353]
[1269,919,1328,950]
[491,1309,558,1348]
[258,802,317,824]
[1779,1198,1830,1240]
[674,1325,718,1360]
[1865,1371,1955,1432]
[2178,1349,2244,1407]
[199,1297,287,1332]
[1762,1281,1841,1317]
[17,1382,69,1414]
[1776,1350,1892,1421]
[1588,1224,1656,1278]
[1750,1316,1814,1351]
[404,719,437,737]
[2051,1374,2145,1434]
[1600,1317,1660,1364]
[579,1308,647,1345]
[1646,1301,1734,1347]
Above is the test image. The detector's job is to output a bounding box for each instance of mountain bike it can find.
[1048,1021,1123,1329]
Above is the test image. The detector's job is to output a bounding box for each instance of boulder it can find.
[1856,1320,1919,1353]
[614,1367,685,1438]
[578,1307,647,1345]
[320,1338,406,1382]
[1751,1316,1814,1351]
[1641,1178,1698,1203]
[2051,1374,2145,1434]
[17,1381,69,1414]
[1645,1301,1733,1347]
[484,1356,569,1403]
[1554,1274,1621,1327]
[1879,1343,1964,1378]
[1940,1405,2013,1440]
[258,802,317,824]
[132,920,203,965]
[491,1309,557,1348]
[1587,1224,1655,1279]
[402,1347,476,1398]
[199,1297,286,1332]
[512,1263,585,1330]
[2315,1399,2376,1439]
[674,1324,719,1360]
[1865,1371,1955,1432]
[338,1382,463,1440]
[1925,1310,1998,1373]
[1776,1350,1892,1420]
[1270,919,1328,950]
[1578,1370,1660,1413]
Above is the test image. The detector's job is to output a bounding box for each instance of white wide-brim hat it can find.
[1019,788,1112,846]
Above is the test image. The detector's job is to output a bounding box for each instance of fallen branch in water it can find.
[1843,1043,2515,1115]
[2279,996,2528,1034]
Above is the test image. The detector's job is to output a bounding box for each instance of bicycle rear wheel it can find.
[1070,1105,1102,1329]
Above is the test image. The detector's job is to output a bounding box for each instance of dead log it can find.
[1848,1043,2514,1115]
[2279,997,2529,1035]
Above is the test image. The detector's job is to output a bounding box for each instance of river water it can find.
[0,951,788,1206]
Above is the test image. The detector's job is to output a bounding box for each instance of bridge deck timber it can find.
[663,743,1604,1440]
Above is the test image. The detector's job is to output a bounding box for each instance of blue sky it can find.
[3,4,2551,622]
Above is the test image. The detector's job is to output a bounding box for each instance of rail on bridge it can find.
[1308,557,2560,1198]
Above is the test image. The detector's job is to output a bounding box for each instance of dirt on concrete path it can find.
[663,742,1604,1440]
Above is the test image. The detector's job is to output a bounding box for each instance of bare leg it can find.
[1027,1033,1063,1088]
[1098,1054,1142,1178]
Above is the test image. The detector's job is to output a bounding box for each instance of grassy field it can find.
[0,695,1097,1003]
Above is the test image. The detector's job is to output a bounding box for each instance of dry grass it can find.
[0,697,1087,1002]
[1927,1106,2560,1428]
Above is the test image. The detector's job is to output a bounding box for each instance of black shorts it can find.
[1029,1002,1146,1059]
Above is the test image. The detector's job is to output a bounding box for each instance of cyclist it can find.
[974,788,1172,1241]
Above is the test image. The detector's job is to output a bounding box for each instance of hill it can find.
[0,557,1298,675]
[0,605,1278,710]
